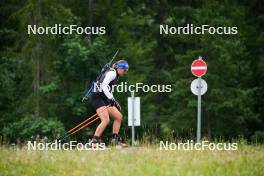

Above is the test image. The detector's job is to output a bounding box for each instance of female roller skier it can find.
[89,60,129,147]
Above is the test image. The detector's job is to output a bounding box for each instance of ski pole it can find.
[58,113,98,140]
[57,105,110,140]
[70,116,100,135]
[65,105,110,137]
[59,117,99,140]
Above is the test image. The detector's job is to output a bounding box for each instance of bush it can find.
[251,131,264,144]
[1,115,65,143]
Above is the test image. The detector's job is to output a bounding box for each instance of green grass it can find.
[0,145,264,176]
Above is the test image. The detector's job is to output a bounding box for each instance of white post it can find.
[131,91,135,146]
[197,77,202,143]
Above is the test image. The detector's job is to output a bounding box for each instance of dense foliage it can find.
[0,0,263,143]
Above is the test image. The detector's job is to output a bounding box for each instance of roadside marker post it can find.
[191,56,208,143]
[128,91,140,146]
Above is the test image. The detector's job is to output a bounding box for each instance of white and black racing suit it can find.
[90,68,119,109]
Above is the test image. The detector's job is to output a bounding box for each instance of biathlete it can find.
[89,60,129,147]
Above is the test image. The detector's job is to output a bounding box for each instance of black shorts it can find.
[89,92,110,109]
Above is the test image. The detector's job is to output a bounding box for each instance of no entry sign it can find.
[190,56,208,143]
[191,57,207,77]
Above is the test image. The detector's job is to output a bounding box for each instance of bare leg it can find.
[108,106,122,134]
[94,106,110,137]
[108,106,127,147]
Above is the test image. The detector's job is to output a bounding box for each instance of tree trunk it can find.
[87,0,93,45]
[31,0,42,118]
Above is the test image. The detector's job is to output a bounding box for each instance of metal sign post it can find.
[128,91,140,146]
[197,77,202,143]
[131,91,135,146]
[191,56,207,143]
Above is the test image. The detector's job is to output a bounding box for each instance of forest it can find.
[0,0,263,144]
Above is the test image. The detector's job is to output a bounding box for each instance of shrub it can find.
[1,115,65,143]
[251,131,264,144]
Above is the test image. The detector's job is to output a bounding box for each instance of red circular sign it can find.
[191,57,207,77]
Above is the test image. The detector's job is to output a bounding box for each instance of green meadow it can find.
[0,145,264,176]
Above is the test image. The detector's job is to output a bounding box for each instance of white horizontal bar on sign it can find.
[191,66,207,70]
